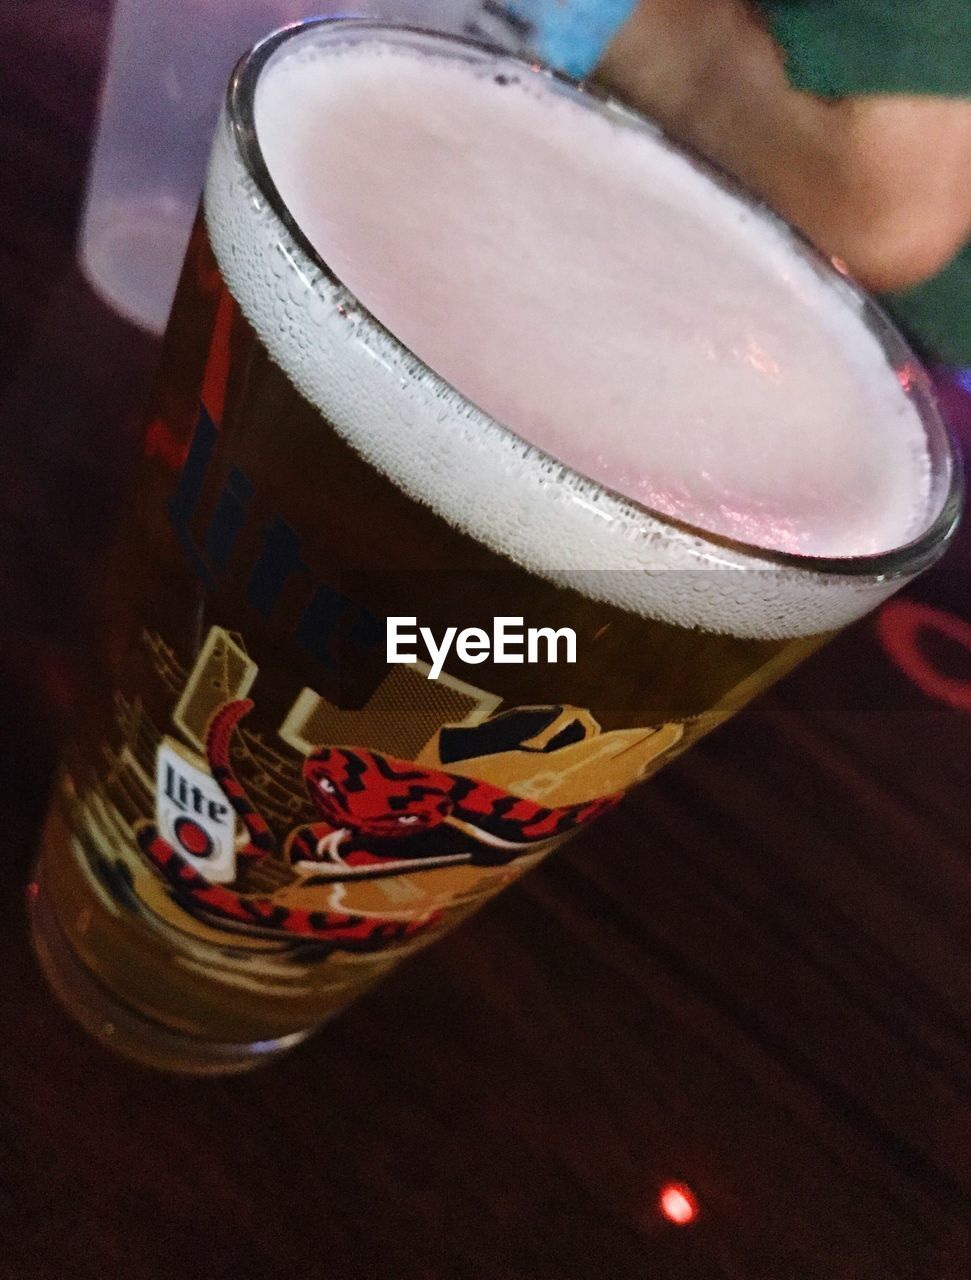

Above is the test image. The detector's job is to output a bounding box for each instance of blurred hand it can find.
[596,0,971,291]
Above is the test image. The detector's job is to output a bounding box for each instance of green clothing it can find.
[761,0,971,365]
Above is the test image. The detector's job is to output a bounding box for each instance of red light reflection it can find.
[897,362,919,393]
[659,1182,699,1226]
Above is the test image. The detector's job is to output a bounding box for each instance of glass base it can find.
[79,194,191,337]
[28,863,313,1075]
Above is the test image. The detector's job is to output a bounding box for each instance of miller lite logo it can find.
[155,739,237,884]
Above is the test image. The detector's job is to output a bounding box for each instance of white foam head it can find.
[204,23,948,639]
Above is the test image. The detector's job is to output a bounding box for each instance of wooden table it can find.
[2,4,971,1276]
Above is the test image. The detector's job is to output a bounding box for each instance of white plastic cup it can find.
[79,0,537,335]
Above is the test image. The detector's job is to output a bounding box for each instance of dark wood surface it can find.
[2,4,971,1277]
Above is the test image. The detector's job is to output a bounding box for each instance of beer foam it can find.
[204,30,940,639]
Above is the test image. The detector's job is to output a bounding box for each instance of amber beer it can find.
[31,20,959,1073]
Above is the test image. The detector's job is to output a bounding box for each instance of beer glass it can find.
[31,19,962,1074]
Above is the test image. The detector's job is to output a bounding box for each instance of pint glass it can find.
[31,20,962,1074]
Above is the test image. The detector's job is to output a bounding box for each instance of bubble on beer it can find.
[204,32,938,640]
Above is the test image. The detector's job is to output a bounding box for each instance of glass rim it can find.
[225,15,963,582]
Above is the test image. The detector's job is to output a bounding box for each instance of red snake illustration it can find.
[137,700,619,951]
